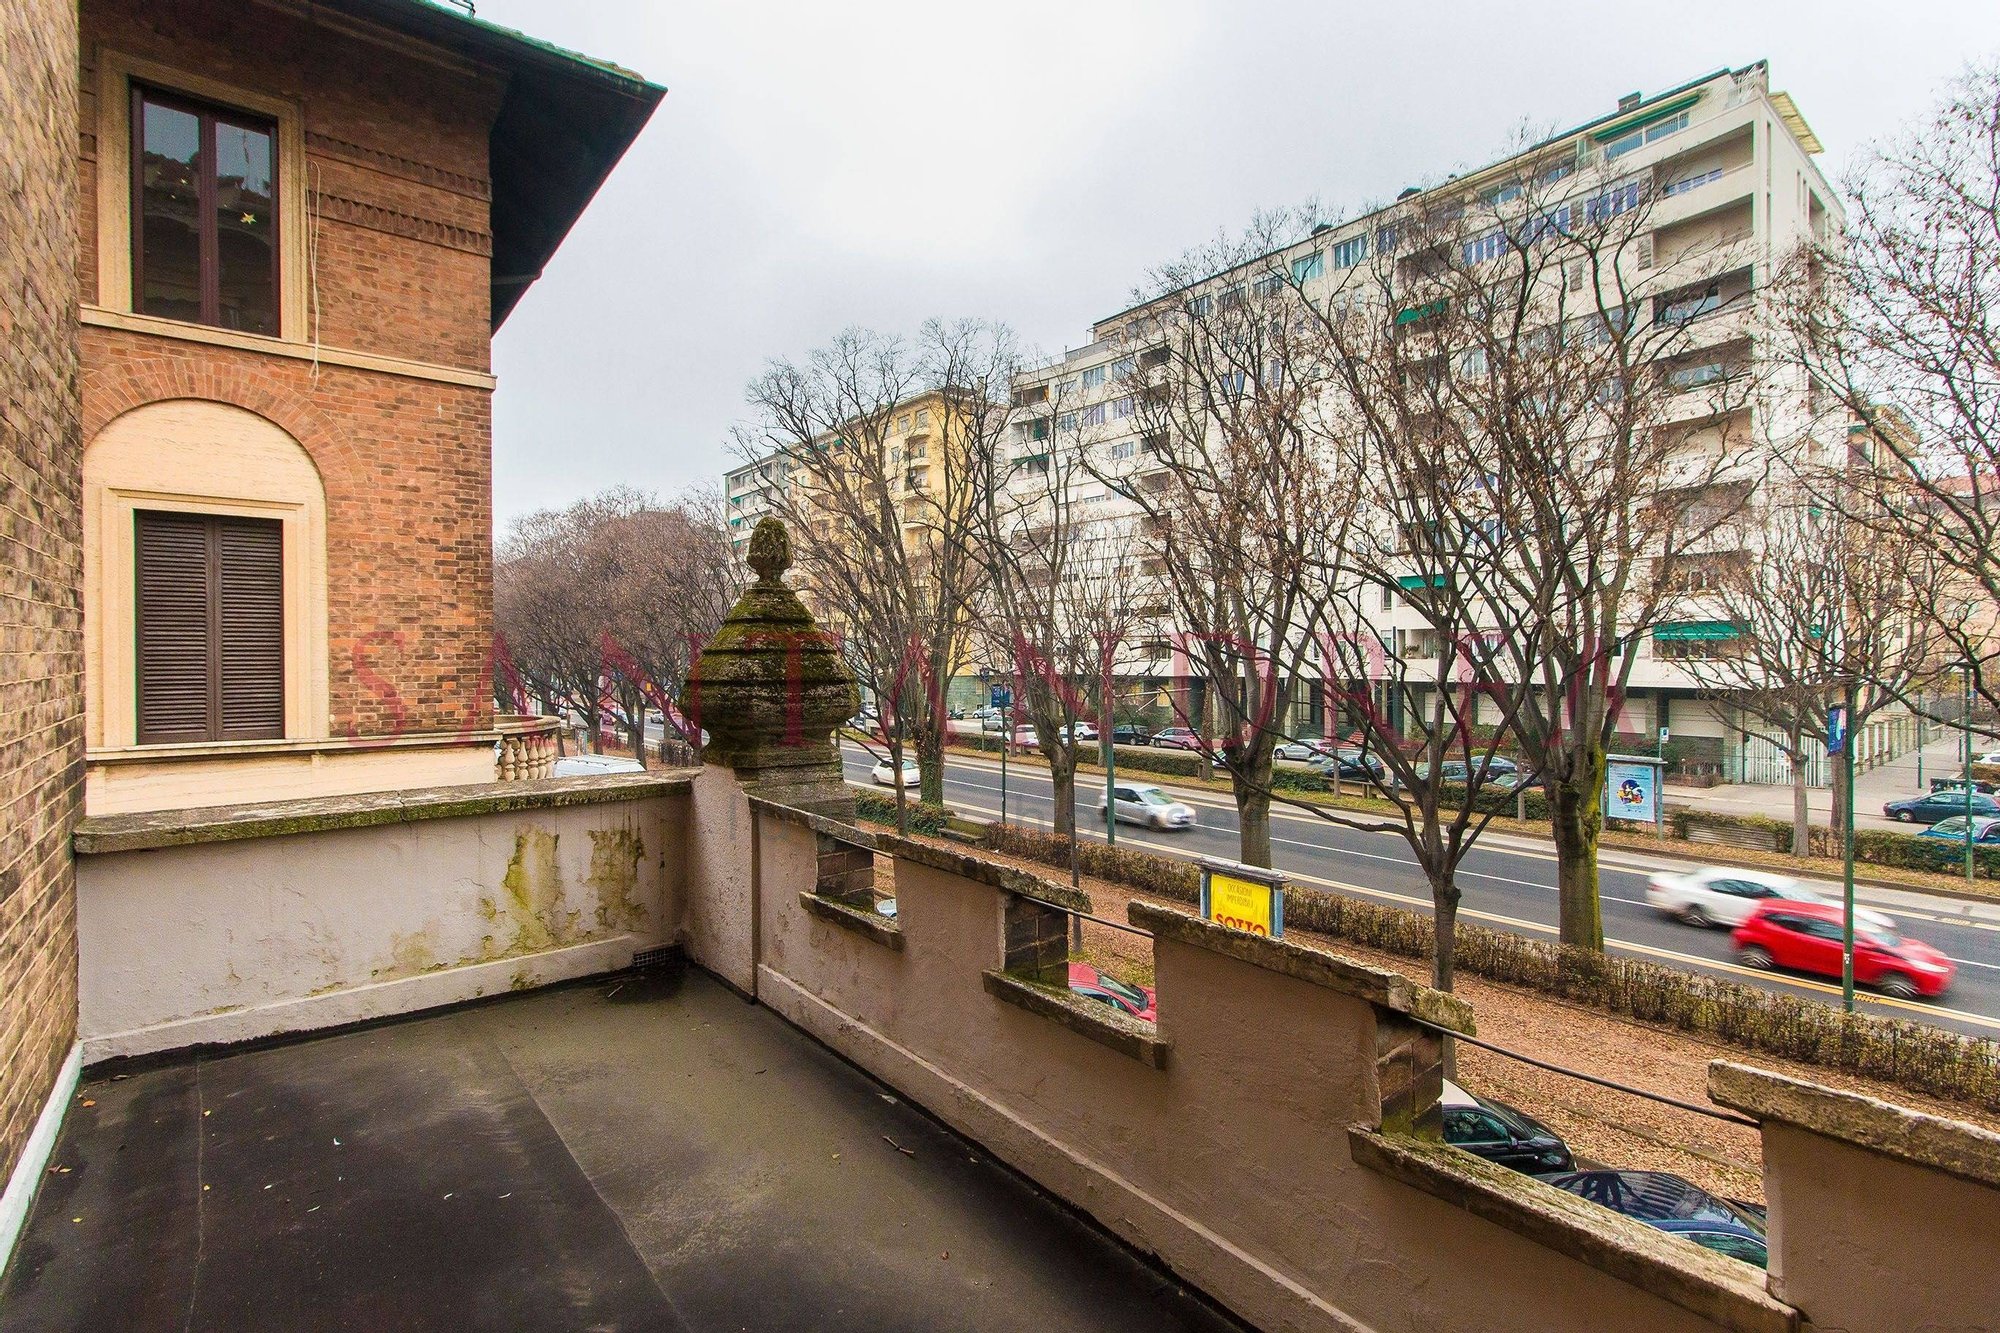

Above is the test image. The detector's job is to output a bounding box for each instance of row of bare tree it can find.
[494,487,740,764]
[722,65,1999,995]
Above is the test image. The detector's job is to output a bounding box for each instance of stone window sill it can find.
[982,970,1169,1069]
[1346,1128,1796,1333]
[800,892,904,951]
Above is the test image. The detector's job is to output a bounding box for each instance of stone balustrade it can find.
[495,713,562,781]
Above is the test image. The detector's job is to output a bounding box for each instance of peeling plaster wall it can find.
[75,793,684,1060]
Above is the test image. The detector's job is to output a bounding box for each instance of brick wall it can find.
[0,0,86,1190]
[76,0,504,737]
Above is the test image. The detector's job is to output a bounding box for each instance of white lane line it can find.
[911,787,2000,1034]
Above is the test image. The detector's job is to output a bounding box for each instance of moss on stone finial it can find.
[747,517,791,586]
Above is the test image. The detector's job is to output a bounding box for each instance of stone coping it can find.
[86,728,508,764]
[799,892,904,950]
[74,773,696,854]
[982,971,1170,1069]
[748,796,878,849]
[1128,901,1474,1035]
[877,833,1093,914]
[1709,1061,2000,1189]
[1347,1129,1798,1333]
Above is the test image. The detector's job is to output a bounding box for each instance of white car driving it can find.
[1098,783,1196,830]
[1645,867,1895,931]
[871,757,922,787]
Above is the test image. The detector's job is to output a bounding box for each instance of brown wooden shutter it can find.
[216,518,284,739]
[135,510,284,744]
[136,511,216,744]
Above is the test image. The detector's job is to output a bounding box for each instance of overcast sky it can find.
[476,0,1999,530]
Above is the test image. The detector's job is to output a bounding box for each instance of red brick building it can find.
[73,0,660,812]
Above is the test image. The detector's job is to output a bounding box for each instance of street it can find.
[842,745,2000,1038]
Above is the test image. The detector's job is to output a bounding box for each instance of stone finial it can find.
[747,517,791,586]
[680,519,858,818]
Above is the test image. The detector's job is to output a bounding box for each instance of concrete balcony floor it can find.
[1,968,1240,1332]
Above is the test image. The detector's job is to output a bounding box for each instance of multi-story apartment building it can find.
[1004,62,1899,781]
[71,0,660,813]
[725,451,790,555]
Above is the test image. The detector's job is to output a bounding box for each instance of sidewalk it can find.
[1667,732,1992,832]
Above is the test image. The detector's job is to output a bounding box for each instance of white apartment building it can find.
[724,452,789,556]
[1001,62,1918,783]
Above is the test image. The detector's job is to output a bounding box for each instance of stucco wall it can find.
[76,785,688,1060]
[744,812,1745,1333]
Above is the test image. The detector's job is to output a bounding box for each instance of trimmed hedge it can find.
[985,823,2000,1110]
[951,732,1213,779]
[1673,808,2000,880]
[852,790,952,836]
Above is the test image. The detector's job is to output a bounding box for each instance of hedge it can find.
[852,790,952,836]
[984,823,2000,1110]
[951,733,1212,779]
[1673,808,2000,880]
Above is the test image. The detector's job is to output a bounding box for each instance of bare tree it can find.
[1102,215,1361,867]
[1677,484,1949,851]
[1772,62,2000,713]
[1295,146,1767,950]
[737,323,993,829]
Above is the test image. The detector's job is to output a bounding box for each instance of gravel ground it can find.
[873,837,2000,1207]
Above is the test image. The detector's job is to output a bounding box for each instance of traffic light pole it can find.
[1839,680,1857,1014]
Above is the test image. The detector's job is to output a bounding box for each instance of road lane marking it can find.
[905,787,2000,1034]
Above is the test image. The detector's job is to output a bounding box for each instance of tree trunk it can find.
[1049,753,1077,840]
[1790,735,1810,857]
[1431,874,1460,993]
[627,689,648,768]
[1549,748,1606,951]
[917,725,946,808]
[1236,748,1275,867]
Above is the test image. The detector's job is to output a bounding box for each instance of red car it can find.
[1731,900,1955,999]
[1068,963,1157,1022]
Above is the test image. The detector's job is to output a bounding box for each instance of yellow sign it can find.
[1205,871,1279,937]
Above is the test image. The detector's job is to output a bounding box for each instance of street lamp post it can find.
[1966,664,1976,884]
[1833,684,1857,1013]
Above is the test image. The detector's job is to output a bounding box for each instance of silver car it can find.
[1099,783,1196,830]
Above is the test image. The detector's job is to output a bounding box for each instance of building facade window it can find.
[135,509,285,744]
[1333,235,1368,268]
[1080,365,1107,389]
[1291,250,1324,282]
[131,86,278,335]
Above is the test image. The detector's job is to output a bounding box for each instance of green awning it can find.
[1654,620,1740,642]
[1591,92,1702,144]
[1396,573,1446,591]
[1395,299,1448,326]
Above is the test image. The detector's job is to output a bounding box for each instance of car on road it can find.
[1884,790,2000,824]
[871,757,922,788]
[552,754,645,778]
[1732,900,1955,999]
[1440,1080,1575,1176]
[1151,727,1205,751]
[1919,815,2000,844]
[1108,724,1152,747]
[1099,783,1196,830]
[1542,1171,1768,1267]
[1644,867,1895,931]
[1068,962,1156,1022]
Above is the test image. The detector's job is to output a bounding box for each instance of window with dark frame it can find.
[135,510,285,745]
[131,85,277,335]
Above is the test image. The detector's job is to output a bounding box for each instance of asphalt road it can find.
[842,745,2000,1039]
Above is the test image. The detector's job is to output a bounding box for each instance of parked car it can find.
[1273,738,1332,762]
[1928,776,1999,796]
[1067,962,1156,1022]
[1313,748,1388,783]
[1732,900,1955,999]
[871,757,922,788]
[1440,1080,1575,1176]
[1919,815,2000,844]
[1151,727,1205,751]
[1543,1171,1768,1267]
[1108,724,1152,747]
[1645,867,1895,931]
[1062,721,1100,744]
[552,754,645,778]
[1886,790,2000,824]
[1100,783,1196,830]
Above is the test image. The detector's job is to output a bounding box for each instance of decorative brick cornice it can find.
[312,190,492,257]
[305,131,491,201]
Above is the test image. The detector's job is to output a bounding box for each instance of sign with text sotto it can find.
[1603,757,1662,825]
[1199,858,1286,938]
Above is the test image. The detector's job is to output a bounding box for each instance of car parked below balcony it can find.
[1732,899,1954,999]
[552,754,645,778]
[1884,790,2000,824]
[1440,1080,1574,1176]
[1067,962,1156,1022]
[1542,1171,1768,1267]
[1919,814,2000,843]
